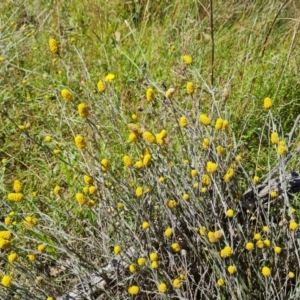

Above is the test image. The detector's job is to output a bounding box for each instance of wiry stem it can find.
[210,0,215,88]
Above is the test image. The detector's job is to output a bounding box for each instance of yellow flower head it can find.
[262,266,271,277]
[97,80,106,92]
[264,97,272,109]
[278,144,287,156]
[13,180,22,192]
[263,226,269,232]
[271,132,279,144]
[270,191,278,198]
[191,169,198,177]
[114,245,122,255]
[37,244,46,252]
[143,131,156,144]
[76,193,87,205]
[28,254,36,262]
[150,252,158,261]
[182,193,190,201]
[74,135,87,149]
[101,158,110,171]
[274,246,282,254]
[256,240,264,249]
[222,120,229,130]
[220,246,233,258]
[0,238,11,250]
[217,278,225,286]
[129,264,137,273]
[253,176,260,183]
[128,132,138,142]
[183,55,192,64]
[186,81,194,94]
[61,89,73,101]
[224,168,235,182]
[146,88,155,102]
[167,199,177,209]
[199,226,207,236]
[137,257,146,266]
[1,275,12,287]
[289,221,298,231]
[159,176,165,183]
[142,221,150,229]
[217,145,226,156]
[4,217,12,225]
[253,233,261,240]
[227,265,236,274]
[226,209,234,218]
[201,175,210,187]
[288,272,295,279]
[0,231,12,240]
[48,38,59,54]
[8,252,18,263]
[172,278,182,288]
[89,185,97,195]
[171,243,181,253]
[215,118,223,130]
[78,103,89,118]
[105,73,115,82]
[199,114,211,125]
[165,87,175,99]
[135,160,143,168]
[263,239,271,247]
[24,216,37,227]
[123,155,132,167]
[202,138,210,150]
[84,175,93,185]
[207,231,217,243]
[151,260,159,268]
[179,116,188,127]
[206,161,218,173]
[164,227,173,237]
[142,154,152,167]
[128,285,139,295]
[7,193,23,202]
[245,242,254,251]
[53,185,62,195]
[158,282,167,293]
[136,187,143,197]
[214,230,223,239]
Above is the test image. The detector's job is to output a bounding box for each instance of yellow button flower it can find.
[199,114,211,125]
[164,227,173,237]
[245,242,254,251]
[1,275,12,287]
[183,55,192,64]
[262,266,271,277]
[158,282,167,293]
[263,97,272,109]
[48,38,59,54]
[289,221,298,231]
[186,81,194,94]
[227,265,236,274]
[78,103,89,118]
[172,278,182,288]
[146,88,155,102]
[128,285,139,295]
[137,257,146,266]
[113,245,122,255]
[105,73,115,82]
[61,89,73,101]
